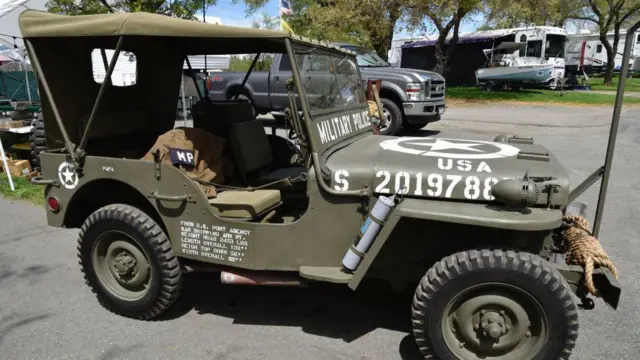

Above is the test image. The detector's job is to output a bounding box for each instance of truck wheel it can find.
[379,98,402,136]
[78,204,182,320]
[411,249,578,360]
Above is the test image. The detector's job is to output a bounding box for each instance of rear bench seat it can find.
[208,189,281,221]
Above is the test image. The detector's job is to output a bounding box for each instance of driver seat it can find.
[227,120,306,189]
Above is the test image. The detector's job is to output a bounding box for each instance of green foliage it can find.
[480,0,586,28]
[229,54,273,71]
[447,86,640,105]
[46,0,219,19]
[243,0,408,60]
[570,0,640,85]
[251,12,280,30]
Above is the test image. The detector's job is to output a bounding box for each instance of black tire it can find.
[78,204,182,320]
[411,249,578,360]
[29,112,46,171]
[379,98,403,136]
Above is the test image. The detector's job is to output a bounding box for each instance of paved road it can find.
[1,103,639,359]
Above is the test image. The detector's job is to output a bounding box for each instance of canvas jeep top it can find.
[20,9,622,360]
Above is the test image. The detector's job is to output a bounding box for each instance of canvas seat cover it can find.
[227,120,305,186]
[208,190,281,219]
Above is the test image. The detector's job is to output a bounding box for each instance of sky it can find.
[204,0,485,40]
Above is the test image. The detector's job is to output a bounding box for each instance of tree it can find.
[405,0,485,74]
[480,0,585,29]
[572,0,640,85]
[251,12,280,30]
[241,0,409,60]
[46,0,219,19]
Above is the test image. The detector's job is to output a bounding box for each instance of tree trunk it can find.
[444,12,465,70]
[431,7,466,75]
[600,31,615,86]
[433,33,448,74]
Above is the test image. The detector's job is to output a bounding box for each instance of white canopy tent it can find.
[0,0,48,60]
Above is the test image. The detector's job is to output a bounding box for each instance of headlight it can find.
[405,82,422,101]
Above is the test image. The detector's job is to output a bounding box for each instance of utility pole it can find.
[203,0,207,72]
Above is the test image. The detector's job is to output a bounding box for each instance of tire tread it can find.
[411,249,579,360]
[77,204,182,320]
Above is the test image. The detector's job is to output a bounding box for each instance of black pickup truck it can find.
[207,46,446,135]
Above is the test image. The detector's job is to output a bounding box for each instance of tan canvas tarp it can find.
[17,10,353,56]
[141,127,233,198]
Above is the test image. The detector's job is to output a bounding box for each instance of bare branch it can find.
[99,0,115,13]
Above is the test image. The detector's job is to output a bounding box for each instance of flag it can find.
[279,0,294,33]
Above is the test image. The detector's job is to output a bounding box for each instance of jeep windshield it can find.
[339,45,390,68]
[294,50,368,116]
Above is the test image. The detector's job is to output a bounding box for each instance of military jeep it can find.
[21,9,621,360]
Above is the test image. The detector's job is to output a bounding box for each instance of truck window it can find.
[279,55,292,71]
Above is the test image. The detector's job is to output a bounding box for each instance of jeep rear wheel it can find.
[411,249,578,360]
[78,204,182,320]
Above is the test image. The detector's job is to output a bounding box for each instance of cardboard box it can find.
[0,158,33,177]
[0,120,28,129]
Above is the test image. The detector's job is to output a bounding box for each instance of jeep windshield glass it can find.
[340,46,390,67]
[295,50,368,115]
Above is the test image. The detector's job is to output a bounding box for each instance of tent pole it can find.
[0,139,15,192]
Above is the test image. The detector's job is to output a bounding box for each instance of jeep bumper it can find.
[402,99,446,124]
[553,263,621,310]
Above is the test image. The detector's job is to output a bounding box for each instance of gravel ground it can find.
[1,103,639,359]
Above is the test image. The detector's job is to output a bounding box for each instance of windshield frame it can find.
[290,45,369,119]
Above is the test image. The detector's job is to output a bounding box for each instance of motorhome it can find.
[388,26,567,88]
[564,29,640,76]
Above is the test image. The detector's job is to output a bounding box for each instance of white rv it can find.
[389,25,567,88]
[564,29,640,76]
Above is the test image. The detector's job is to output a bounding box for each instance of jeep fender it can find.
[346,198,563,290]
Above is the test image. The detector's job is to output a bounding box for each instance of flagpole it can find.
[279,0,283,31]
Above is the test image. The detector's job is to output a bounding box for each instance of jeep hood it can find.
[359,66,445,82]
[325,135,570,206]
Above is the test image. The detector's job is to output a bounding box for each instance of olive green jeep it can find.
[21,9,621,360]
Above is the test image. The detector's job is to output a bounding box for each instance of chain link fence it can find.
[0,62,40,102]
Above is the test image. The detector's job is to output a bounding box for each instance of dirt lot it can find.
[0,103,638,360]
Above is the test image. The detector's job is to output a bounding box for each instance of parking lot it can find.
[1,102,639,359]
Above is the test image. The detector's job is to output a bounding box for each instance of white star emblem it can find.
[58,162,79,190]
[405,139,485,153]
[379,137,521,160]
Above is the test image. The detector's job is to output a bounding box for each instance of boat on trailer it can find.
[475,42,555,89]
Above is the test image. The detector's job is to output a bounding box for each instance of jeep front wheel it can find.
[411,249,578,360]
[78,204,182,320]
